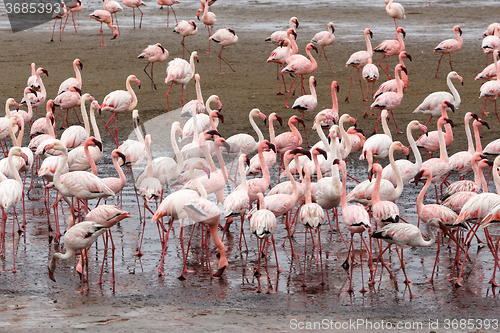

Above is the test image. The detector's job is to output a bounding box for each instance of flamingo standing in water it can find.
[210,28,238,74]
[101,74,141,147]
[103,0,123,35]
[53,85,82,130]
[313,81,339,129]
[362,59,379,116]
[434,25,463,78]
[274,115,304,174]
[165,51,199,120]
[370,64,407,134]
[479,50,500,121]
[374,51,411,99]
[138,43,169,91]
[246,115,281,176]
[413,71,462,126]
[345,28,373,102]
[374,27,406,79]
[197,0,217,53]
[292,76,317,146]
[265,16,299,46]
[157,0,179,27]
[89,10,118,47]
[173,20,198,59]
[311,22,335,73]
[385,0,405,37]
[122,0,146,29]
[22,67,49,117]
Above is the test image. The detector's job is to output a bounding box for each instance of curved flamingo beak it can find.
[481,120,490,129]
[78,61,83,70]
[317,148,328,159]
[276,115,283,126]
[217,113,224,123]
[217,100,222,111]
[117,152,127,163]
[135,79,141,89]
[202,165,211,178]
[405,53,412,61]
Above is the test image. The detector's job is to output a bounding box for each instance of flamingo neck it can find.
[238,157,247,191]
[189,53,197,78]
[80,96,91,137]
[195,77,203,104]
[5,100,14,118]
[399,55,408,85]
[85,141,98,176]
[191,105,199,139]
[126,77,138,111]
[407,124,422,171]
[269,117,276,144]
[331,85,339,115]
[214,142,228,184]
[395,67,403,95]
[199,133,216,171]
[250,112,264,143]
[54,146,69,194]
[133,116,145,145]
[416,172,432,216]
[309,79,317,100]
[24,90,33,119]
[312,152,322,180]
[339,162,348,210]
[388,145,403,201]
[464,116,474,154]
[304,168,312,205]
[190,164,208,199]
[47,112,55,138]
[315,120,330,154]
[38,73,47,100]
[494,160,500,194]
[437,120,449,163]
[381,113,392,139]
[289,120,302,147]
[473,122,483,153]
[146,140,153,178]
[447,74,461,108]
[471,158,481,189]
[421,221,437,247]
[396,30,405,51]
[16,117,24,147]
[479,162,489,193]
[8,150,22,185]
[258,144,270,181]
[339,116,352,158]
[285,154,298,201]
[89,103,101,142]
[171,124,183,174]
[305,46,317,71]
[74,61,82,86]
[365,31,373,56]
[372,167,381,204]
[114,154,126,188]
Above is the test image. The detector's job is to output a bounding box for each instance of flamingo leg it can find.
[301,229,308,287]
[143,62,156,91]
[137,7,144,29]
[435,53,445,78]
[345,67,359,102]
[105,112,119,148]
[322,46,335,73]
[218,46,235,74]
[165,82,175,121]
[180,37,190,59]
[285,76,298,108]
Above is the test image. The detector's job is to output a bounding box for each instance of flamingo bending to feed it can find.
[89,10,118,47]
[362,59,379,116]
[434,25,463,78]
[413,71,462,126]
[122,0,146,29]
[138,43,169,91]
[311,22,335,73]
[157,0,179,27]
[173,20,197,59]
[210,28,238,74]
[345,28,373,102]
[373,27,406,79]
[265,16,299,46]
[101,74,141,148]
[103,0,123,35]
[165,51,199,120]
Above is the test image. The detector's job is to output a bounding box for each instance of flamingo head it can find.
[397,27,406,38]
[404,52,412,61]
[13,101,19,110]
[135,78,141,89]
[267,142,276,153]
[444,117,454,127]
[287,28,297,40]
[480,120,490,129]
[455,26,462,36]
[442,100,455,113]
[91,100,101,115]
[215,137,231,152]
[114,150,127,165]
[400,65,408,75]
[38,68,49,77]
[207,129,220,138]
[294,147,311,160]
[196,9,202,20]
[76,59,83,70]
[293,116,305,127]
[216,111,224,123]
[292,17,299,29]
[366,28,373,39]
[257,110,267,125]
[190,20,197,29]
[25,87,37,97]
[308,43,318,53]
[275,114,283,126]
[315,147,328,160]
[470,113,479,121]
[92,137,103,152]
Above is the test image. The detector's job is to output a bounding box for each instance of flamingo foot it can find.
[359,286,367,293]
[404,279,411,285]
[491,279,499,287]
[135,251,144,257]
[213,265,227,278]
[455,279,463,287]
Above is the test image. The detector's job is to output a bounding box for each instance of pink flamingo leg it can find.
[435,53,445,78]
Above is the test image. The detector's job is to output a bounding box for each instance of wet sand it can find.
[1,1,500,332]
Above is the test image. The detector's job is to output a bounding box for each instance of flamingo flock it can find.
[2,1,500,302]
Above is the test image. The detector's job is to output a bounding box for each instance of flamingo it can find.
[13,87,37,126]
[385,0,405,37]
[58,58,83,95]
[249,192,278,293]
[122,0,146,29]
[292,76,317,146]
[311,22,335,73]
[138,43,169,91]
[27,100,57,155]
[374,27,406,79]
[0,99,19,156]
[479,50,500,121]
[89,10,118,47]
[434,25,463,78]
[165,51,199,120]
[117,110,146,168]
[382,120,427,185]
[374,51,411,99]
[362,59,379,116]
[101,74,141,148]
[47,221,108,289]
[62,0,81,34]
[246,113,281,176]
[101,149,127,197]
[413,71,463,126]
[103,0,123,35]
[22,67,49,117]
[244,140,275,205]
[360,109,393,171]
[415,101,454,158]
[267,28,298,95]
[475,58,500,82]
[53,85,82,130]
[0,147,26,272]
[210,28,238,74]
[371,219,447,298]
[370,64,407,134]
[181,94,222,143]
[225,108,267,157]
[282,43,318,108]
[481,25,500,66]
[334,159,371,293]
[265,16,299,46]
[370,162,400,226]
[157,0,179,27]
[274,115,304,174]
[138,134,162,203]
[345,28,373,102]
[299,163,325,286]
[27,63,40,91]
[312,81,339,129]
[151,160,211,277]
[197,0,217,53]
[173,20,198,59]
[50,1,68,42]
[59,93,94,150]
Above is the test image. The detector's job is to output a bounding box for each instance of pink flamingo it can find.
[359,109,393,168]
[267,28,298,95]
[50,1,68,42]
[374,51,411,99]
[197,0,217,53]
[59,93,94,150]
[138,43,169,91]
[313,81,339,129]
[274,115,304,173]
[434,25,463,78]
[371,219,446,298]
[53,85,82,130]
[370,64,407,134]
[47,221,108,290]
[374,27,406,79]
[282,43,318,108]
[27,100,57,154]
[335,159,372,293]
[180,73,205,121]
[22,67,49,117]
[0,147,26,273]
[311,22,335,73]
[244,141,275,205]
[299,163,325,286]
[210,28,238,74]
[103,0,123,35]
[27,63,40,91]
[138,134,162,203]
[101,75,141,148]
[58,58,83,95]
[122,0,146,29]
[246,114,281,176]
[370,162,399,226]
[415,105,454,159]
[480,50,500,121]
[475,58,500,82]
[87,205,130,284]
[101,149,127,197]
[362,59,379,117]
[157,0,179,27]
[482,24,500,66]
[385,0,405,37]
[173,20,198,59]
[265,16,299,46]
[62,0,82,34]
[0,99,19,156]
[89,10,118,47]
[165,51,198,120]
[249,193,278,293]
[345,28,373,102]
[13,87,37,126]
[292,76,317,146]
[413,71,462,126]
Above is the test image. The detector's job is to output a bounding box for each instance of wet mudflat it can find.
[1,0,500,332]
